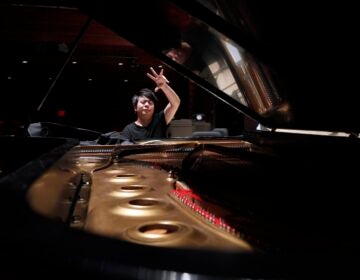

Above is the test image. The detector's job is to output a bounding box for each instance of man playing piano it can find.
[120,67,181,141]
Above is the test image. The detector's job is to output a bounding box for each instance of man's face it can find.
[166,42,192,64]
[135,96,155,118]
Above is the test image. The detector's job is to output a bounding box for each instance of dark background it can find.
[0,3,246,136]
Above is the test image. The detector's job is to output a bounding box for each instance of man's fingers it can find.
[148,66,168,83]
[162,75,169,83]
[150,67,157,76]
[146,73,156,81]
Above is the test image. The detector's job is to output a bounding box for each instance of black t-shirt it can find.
[121,111,167,141]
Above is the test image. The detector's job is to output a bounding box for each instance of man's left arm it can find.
[147,67,181,124]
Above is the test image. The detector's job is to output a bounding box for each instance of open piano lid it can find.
[80,0,360,134]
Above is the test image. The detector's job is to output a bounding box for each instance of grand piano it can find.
[1,1,360,279]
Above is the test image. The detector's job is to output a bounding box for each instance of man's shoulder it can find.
[123,122,136,130]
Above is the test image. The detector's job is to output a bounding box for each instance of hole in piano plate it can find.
[126,221,204,247]
[139,224,179,236]
[129,199,159,206]
[121,185,147,191]
[116,174,137,178]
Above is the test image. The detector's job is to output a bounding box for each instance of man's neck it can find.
[135,117,152,127]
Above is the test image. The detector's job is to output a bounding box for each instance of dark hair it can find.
[132,88,158,108]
